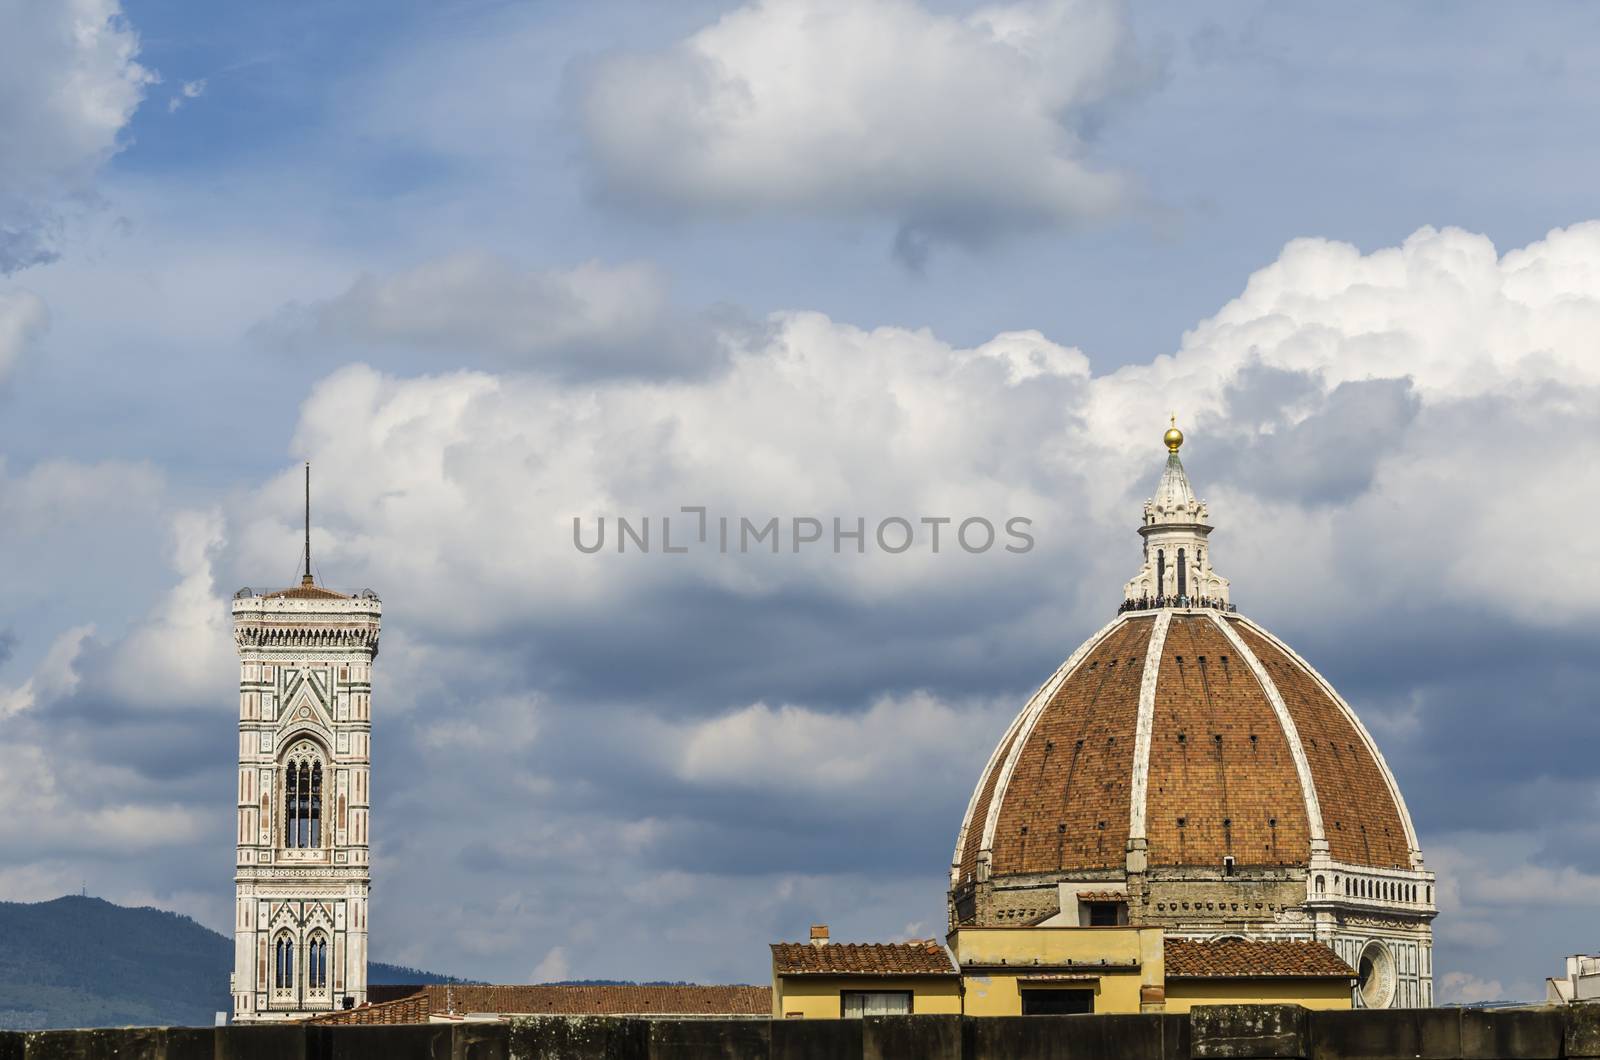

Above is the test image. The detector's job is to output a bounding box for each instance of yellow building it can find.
[950,925,1164,1016]
[771,927,960,1019]
[772,926,1354,1018]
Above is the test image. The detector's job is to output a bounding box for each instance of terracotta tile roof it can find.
[1164,938,1355,979]
[770,941,957,976]
[1076,891,1128,903]
[303,993,433,1025]
[363,983,770,1017]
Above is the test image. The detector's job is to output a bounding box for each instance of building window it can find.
[840,992,912,1017]
[274,935,294,990]
[1021,989,1093,1015]
[307,933,328,992]
[1177,547,1187,599]
[284,744,324,848]
[1083,901,1125,926]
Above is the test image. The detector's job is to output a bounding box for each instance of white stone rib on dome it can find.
[948,614,1123,886]
[1230,616,1423,863]
[1207,611,1327,849]
[1125,611,1173,845]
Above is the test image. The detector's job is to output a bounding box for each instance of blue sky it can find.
[1,0,1599,1002]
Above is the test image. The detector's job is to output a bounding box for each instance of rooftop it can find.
[341,983,772,1020]
[1163,938,1355,980]
[770,940,957,977]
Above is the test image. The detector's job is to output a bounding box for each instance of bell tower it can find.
[229,465,381,1022]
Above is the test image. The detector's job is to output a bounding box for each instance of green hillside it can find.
[0,896,458,1029]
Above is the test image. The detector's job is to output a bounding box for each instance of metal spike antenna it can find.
[302,462,313,586]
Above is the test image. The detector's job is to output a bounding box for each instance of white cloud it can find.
[223,315,1094,640]
[168,77,206,112]
[0,744,205,854]
[100,508,234,709]
[1439,971,1507,1005]
[579,0,1147,260]
[674,692,1009,796]
[247,225,1600,644]
[0,290,47,382]
[1092,223,1600,432]
[529,945,570,983]
[0,0,154,269]
[0,624,92,719]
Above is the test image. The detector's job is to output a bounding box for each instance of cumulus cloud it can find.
[241,227,1600,648]
[0,0,154,270]
[9,221,1600,992]
[578,0,1150,263]
[262,254,739,380]
[0,625,91,720]
[1084,223,1600,630]
[94,508,234,710]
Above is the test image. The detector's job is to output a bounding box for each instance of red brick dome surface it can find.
[953,610,1417,889]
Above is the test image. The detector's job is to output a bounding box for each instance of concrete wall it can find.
[1165,978,1353,1013]
[8,1003,1600,1058]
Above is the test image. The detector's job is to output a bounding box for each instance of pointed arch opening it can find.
[282,741,326,849]
[305,930,329,996]
[273,933,295,992]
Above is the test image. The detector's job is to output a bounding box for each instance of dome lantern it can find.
[1122,421,1230,611]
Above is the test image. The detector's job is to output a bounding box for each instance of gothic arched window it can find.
[307,932,328,992]
[274,934,294,989]
[1177,547,1187,600]
[283,743,324,849]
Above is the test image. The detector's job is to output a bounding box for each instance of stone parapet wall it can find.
[6,1005,1600,1059]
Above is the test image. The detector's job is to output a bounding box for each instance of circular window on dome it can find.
[1356,941,1396,1009]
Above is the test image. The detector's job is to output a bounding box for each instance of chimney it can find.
[809,924,829,947]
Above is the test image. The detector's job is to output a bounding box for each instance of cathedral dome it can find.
[951,607,1418,886]
[948,427,1435,1008]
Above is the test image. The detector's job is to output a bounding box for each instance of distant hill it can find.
[0,896,462,1029]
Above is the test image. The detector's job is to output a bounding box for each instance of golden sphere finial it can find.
[1164,413,1183,452]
